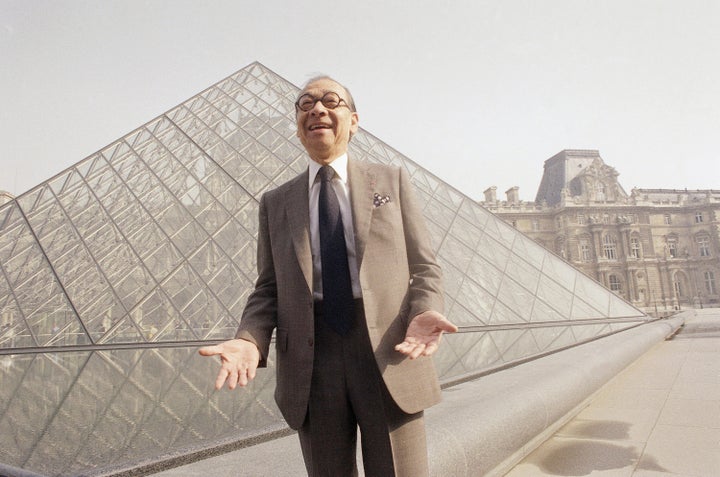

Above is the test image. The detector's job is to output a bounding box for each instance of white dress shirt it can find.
[307,154,362,300]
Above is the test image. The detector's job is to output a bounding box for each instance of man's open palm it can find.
[394,310,458,359]
[198,338,260,390]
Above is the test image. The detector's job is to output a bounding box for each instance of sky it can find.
[1,0,719,201]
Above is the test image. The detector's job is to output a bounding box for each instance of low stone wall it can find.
[426,314,685,476]
[152,315,685,476]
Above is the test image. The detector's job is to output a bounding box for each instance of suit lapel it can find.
[348,160,376,269]
[284,170,313,292]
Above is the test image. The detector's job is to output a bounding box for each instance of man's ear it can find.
[349,112,359,138]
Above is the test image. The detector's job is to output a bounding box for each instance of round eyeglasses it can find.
[295,91,350,112]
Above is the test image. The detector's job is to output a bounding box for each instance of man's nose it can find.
[309,100,328,115]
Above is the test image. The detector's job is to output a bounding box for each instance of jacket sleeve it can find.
[235,192,277,366]
[398,166,445,322]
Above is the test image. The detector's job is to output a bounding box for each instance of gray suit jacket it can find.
[236,159,444,430]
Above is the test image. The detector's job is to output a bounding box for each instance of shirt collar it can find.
[308,153,349,188]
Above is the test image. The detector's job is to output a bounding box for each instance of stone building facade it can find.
[483,150,720,315]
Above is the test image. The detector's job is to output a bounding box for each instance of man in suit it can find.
[199,76,457,476]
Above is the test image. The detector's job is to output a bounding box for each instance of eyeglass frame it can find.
[294,91,353,112]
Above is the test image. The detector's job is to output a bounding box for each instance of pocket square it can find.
[373,193,391,208]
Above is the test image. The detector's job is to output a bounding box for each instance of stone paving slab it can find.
[505,309,720,477]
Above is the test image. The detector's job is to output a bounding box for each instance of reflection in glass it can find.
[0,347,279,476]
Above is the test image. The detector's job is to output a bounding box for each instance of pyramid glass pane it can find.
[0,62,648,476]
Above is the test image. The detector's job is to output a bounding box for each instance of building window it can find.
[603,234,617,260]
[667,237,677,258]
[673,272,688,299]
[695,211,704,223]
[674,280,683,298]
[577,213,585,225]
[630,237,641,258]
[697,235,711,257]
[609,274,622,293]
[596,182,606,201]
[664,214,672,225]
[532,219,540,231]
[579,238,592,262]
[705,271,717,295]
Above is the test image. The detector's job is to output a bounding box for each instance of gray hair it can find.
[299,75,357,112]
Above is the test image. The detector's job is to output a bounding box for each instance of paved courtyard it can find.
[505,309,720,477]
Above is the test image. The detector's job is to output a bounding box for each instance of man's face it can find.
[296,78,359,165]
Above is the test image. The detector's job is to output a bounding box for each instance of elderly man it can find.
[200,75,456,476]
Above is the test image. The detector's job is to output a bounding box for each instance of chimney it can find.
[506,186,520,204]
[483,186,497,203]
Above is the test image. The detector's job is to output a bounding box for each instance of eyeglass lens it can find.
[296,92,343,111]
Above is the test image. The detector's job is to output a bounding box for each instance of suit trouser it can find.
[298,301,429,477]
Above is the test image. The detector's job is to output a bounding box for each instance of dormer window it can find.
[595,182,606,201]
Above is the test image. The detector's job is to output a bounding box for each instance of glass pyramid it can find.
[0,62,647,476]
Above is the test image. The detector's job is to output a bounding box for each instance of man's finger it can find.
[437,319,458,333]
[394,341,413,353]
[227,367,240,390]
[237,368,249,387]
[199,344,223,356]
[423,342,439,357]
[408,343,426,360]
[214,368,229,390]
[247,363,257,381]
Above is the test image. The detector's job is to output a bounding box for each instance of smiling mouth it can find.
[309,124,331,131]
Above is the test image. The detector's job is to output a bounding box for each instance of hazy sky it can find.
[2,0,718,200]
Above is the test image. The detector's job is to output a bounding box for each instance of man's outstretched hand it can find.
[395,310,458,359]
[198,338,261,390]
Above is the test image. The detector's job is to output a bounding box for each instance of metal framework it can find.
[0,62,647,476]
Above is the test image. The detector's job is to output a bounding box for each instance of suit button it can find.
[307,338,314,347]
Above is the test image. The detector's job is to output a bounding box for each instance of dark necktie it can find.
[318,165,355,335]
